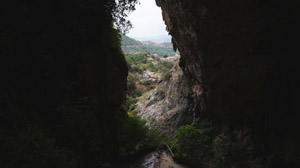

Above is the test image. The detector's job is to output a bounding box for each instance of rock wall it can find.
[0,1,127,167]
[157,0,300,165]
[137,60,200,133]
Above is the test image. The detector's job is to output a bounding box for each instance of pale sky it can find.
[127,0,170,40]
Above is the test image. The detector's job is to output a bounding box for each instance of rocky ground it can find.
[126,151,188,168]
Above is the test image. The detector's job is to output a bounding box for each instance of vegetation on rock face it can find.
[126,73,142,112]
[120,52,176,160]
[125,53,173,74]
[125,52,174,116]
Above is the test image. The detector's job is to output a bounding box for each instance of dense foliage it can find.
[169,120,278,168]
[171,122,215,167]
[125,53,173,74]
[117,116,163,158]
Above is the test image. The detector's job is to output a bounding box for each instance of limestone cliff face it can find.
[157,0,300,165]
[137,60,200,133]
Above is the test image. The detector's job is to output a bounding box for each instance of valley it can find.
[121,34,179,58]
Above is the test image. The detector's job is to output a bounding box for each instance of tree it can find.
[109,0,140,34]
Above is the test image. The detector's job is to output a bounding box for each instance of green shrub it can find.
[147,62,155,71]
[134,88,143,97]
[117,116,163,157]
[162,71,172,80]
[136,53,148,64]
[125,53,174,76]
[140,64,148,71]
[139,89,153,102]
[161,61,173,69]
[171,120,253,168]
[144,127,164,149]
[142,80,152,85]
[126,96,135,111]
[150,118,156,126]
[131,65,143,73]
[127,74,136,92]
[117,117,148,157]
[128,109,139,117]
[172,125,213,167]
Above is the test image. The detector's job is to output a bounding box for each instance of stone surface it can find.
[137,60,200,133]
[156,0,300,165]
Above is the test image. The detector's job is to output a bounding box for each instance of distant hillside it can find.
[121,34,142,46]
[121,34,178,57]
[132,34,172,43]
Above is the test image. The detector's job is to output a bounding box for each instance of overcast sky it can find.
[127,0,169,39]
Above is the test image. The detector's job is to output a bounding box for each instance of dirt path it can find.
[154,152,187,168]
[126,151,188,168]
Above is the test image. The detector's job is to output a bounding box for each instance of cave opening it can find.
[1,0,300,168]
[121,0,179,126]
[117,0,300,167]
[118,0,189,166]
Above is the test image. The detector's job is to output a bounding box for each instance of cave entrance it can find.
[118,0,186,167]
[121,0,179,122]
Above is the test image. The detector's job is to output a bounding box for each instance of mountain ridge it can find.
[121,34,178,57]
[128,34,172,43]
